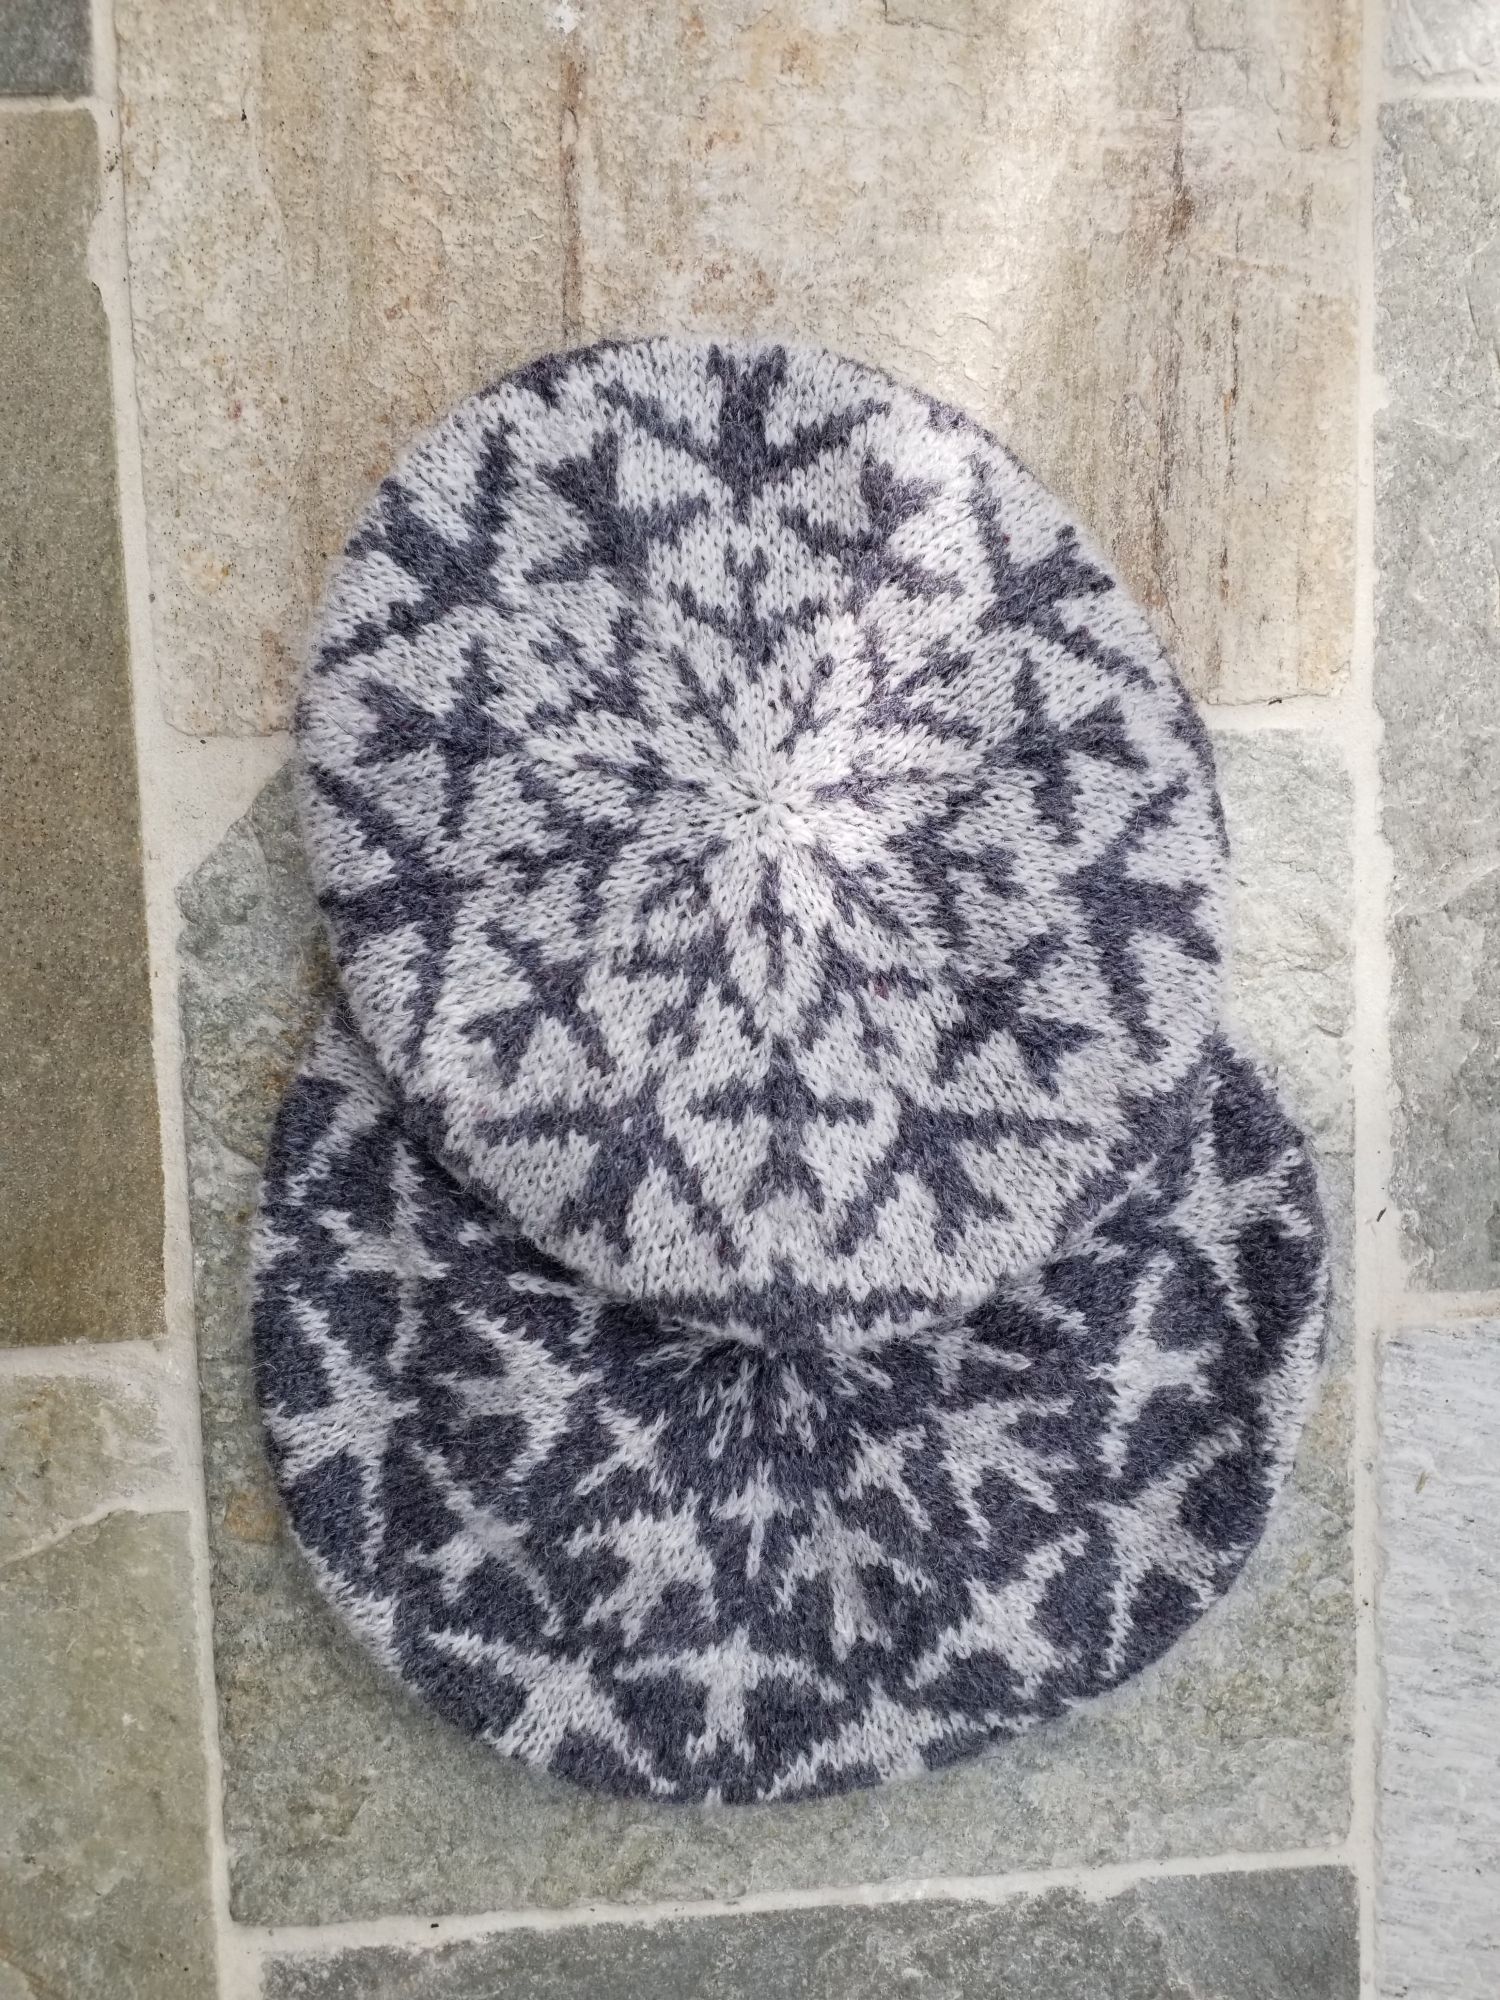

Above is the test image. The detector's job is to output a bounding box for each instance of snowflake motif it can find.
[257,339,1325,1805]
[254,1007,1326,1804]
[297,337,1229,1344]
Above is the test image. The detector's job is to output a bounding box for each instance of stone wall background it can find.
[0,0,1496,1994]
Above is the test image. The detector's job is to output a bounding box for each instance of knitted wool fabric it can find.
[256,1007,1324,1802]
[297,336,1229,1345]
[258,335,1327,1805]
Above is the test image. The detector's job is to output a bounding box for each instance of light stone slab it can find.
[1376,102,1500,1291]
[1378,1324,1500,2000]
[264,1868,1359,2000]
[181,723,1353,1926]
[117,0,568,735]
[120,0,1357,735]
[570,0,1359,706]
[1388,0,1500,83]
[0,1377,215,2000]
[0,1373,174,1564]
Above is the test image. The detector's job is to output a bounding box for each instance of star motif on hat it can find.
[255,337,1327,1806]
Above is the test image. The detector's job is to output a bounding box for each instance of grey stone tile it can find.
[0,0,90,95]
[1388,0,1500,83]
[0,111,163,1345]
[116,0,567,735]
[0,1376,216,2000]
[264,1868,1359,2000]
[570,0,1359,706]
[1376,103,1500,1290]
[1216,730,1356,1165]
[183,731,1353,1924]
[1378,1324,1500,2000]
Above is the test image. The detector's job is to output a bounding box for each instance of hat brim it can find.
[253,1005,1326,1805]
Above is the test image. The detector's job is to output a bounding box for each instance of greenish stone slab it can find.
[0,1376,216,1999]
[0,112,162,1343]
[1377,102,1500,1290]
[0,0,90,95]
[181,730,1353,1925]
[264,1868,1358,2000]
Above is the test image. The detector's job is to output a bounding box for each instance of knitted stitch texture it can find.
[257,335,1327,1805]
[298,337,1229,1345]
[256,1007,1324,1802]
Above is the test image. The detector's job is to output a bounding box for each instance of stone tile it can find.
[1216,730,1356,1164]
[264,1868,1359,2000]
[0,1372,174,1563]
[0,111,163,1345]
[570,0,1359,705]
[0,1377,215,2000]
[1388,0,1500,84]
[0,0,90,95]
[1376,104,1500,1290]
[116,0,567,736]
[120,1,1356,734]
[183,731,1353,1924]
[1378,1324,1500,2000]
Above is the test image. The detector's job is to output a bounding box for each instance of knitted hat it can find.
[256,336,1326,1804]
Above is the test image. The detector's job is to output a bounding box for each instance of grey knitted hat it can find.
[255,335,1326,1804]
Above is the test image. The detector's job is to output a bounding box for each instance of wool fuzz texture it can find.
[257,335,1327,1804]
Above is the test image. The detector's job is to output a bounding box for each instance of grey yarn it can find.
[256,336,1326,1804]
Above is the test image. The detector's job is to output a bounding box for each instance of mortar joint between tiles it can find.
[1348,0,1399,1991]
[87,0,246,1988]
[239,1842,1357,1962]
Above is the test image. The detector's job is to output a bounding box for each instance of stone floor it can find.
[0,0,1496,1994]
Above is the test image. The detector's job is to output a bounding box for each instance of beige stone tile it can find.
[0,1373,174,1564]
[117,0,568,734]
[570,0,1359,704]
[0,111,163,1345]
[0,1376,215,2000]
[120,0,1356,732]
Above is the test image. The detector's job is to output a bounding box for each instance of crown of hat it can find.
[299,337,1228,1345]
